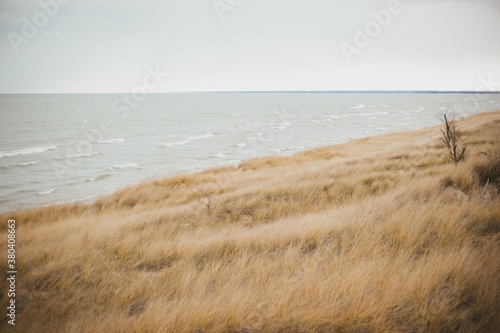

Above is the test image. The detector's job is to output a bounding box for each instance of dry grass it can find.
[1,111,500,332]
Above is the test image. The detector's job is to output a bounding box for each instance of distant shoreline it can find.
[1,91,499,95]
[194,90,500,94]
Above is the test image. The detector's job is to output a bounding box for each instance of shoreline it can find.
[2,109,499,216]
[2,92,499,214]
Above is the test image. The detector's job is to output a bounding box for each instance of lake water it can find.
[1,92,499,212]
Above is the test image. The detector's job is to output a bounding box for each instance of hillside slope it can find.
[1,111,500,332]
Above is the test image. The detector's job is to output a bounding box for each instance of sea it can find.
[1,92,499,213]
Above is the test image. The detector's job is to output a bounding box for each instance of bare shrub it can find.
[197,185,216,214]
[440,112,467,164]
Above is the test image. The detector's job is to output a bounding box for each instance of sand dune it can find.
[1,111,499,332]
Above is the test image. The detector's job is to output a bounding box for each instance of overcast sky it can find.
[0,0,499,93]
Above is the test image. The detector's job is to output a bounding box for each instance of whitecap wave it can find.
[67,152,98,159]
[163,139,191,148]
[348,104,367,109]
[163,132,216,148]
[0,160,41,169]
[18,160,41,166]
[236,143,247,147]
[97,138,126,144]
[109,163,140,170]
[38,188,55,195]
[0,145,57,159]
[163,133,215,147]
[86,173,111,182]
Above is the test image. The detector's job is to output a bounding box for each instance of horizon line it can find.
[0,90,499,95]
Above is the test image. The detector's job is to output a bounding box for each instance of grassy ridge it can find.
[1,111,499,332]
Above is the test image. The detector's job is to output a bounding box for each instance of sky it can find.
[0,0,499,93]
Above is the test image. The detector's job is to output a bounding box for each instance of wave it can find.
[0,160,41,169]
[187,133,215,140]
[163,139,191,148]
[55,152,99,160]
[86,173,111,182]
[38,188,55,195]
[97,138,126,144]
[18,160,41,166]
[236,143,247,147]
[0,145,57,159]
[67,152,98,159]
[354,111,389,117]
[163,133,215,148]
[210,153,227,159]
[348,104,367,109]
[109,163,140,170]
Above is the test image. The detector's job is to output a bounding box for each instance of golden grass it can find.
[1,111,500,332]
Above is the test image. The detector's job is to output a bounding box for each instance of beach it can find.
[1,110,499,332]
[2,92,499,213]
